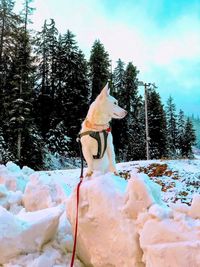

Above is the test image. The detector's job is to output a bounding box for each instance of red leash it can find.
[70,176,83,267]
[70,127,111,266]
[70,138,84,267]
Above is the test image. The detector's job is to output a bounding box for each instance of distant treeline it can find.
[0,0,196,169]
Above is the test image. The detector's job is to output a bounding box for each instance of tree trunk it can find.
[17,129,22,160]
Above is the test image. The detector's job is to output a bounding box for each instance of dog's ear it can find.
[100,83,110,98]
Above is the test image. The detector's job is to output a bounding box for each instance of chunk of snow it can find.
[0,185,23,211]
[23,173,67,211]
[188,194,200,219]
[56,211,73,253]
[123,172,165,220]
[142,241,200,267]
[21,166,35,176]
[0,163,29,192]
[0,206,63,264]
[6,162,21,173]
[139,214,200,267]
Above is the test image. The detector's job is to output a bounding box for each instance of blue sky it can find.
[15,0,200,117]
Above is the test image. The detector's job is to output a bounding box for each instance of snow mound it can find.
[67,171,200,267]
[1,160,200,266]
[0,162,85,266]
[23,172,67,211]
[67,172,145,267]
[0,205,63,264]
[0,162,33,192]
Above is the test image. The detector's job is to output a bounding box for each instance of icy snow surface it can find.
[0,159,200,266]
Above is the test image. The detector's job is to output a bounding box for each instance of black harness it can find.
[78,128,110,159]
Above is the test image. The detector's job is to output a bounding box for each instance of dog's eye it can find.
[114,101,117,105]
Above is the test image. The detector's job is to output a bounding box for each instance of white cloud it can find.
[15,0,200,115]
[152,16,200,66]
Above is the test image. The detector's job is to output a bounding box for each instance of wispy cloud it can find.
[15,0,200,116]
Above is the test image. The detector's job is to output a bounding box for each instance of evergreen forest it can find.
[0,0,197,170]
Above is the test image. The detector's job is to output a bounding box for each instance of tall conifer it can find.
[182,118,196,158]
[89,39,110,103]
[147,87,167,159]
[165,96,178,157]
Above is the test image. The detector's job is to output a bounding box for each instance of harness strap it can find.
[89,131,102,159]
[102,130,108,158]
[78,128,110,159]
[79,130,94,138]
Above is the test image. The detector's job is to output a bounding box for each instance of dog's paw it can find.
[85,171,93,177]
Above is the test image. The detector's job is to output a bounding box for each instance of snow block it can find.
[67,172,146,267]
[0,205,63,264]
[23,173,66,211]
[0,184,9,208]
[188,193,200,219]
[133,186,200,267]
[0,162,31,192]
[143,241,200,267]
[123,172,164,219]
[138,204,200,267]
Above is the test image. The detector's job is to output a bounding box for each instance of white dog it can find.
[79,83,127,177]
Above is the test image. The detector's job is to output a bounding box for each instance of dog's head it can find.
[96,83,127,120]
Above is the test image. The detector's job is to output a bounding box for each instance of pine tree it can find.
[182,118,196,158]
[165,96,178,157]
[127,96,146,160]
[3,0,43,168]
[119,62,143,160]
[34,19,58,136]
[112,59,125,156]
[112,58,125,97]
[177,109,185,157]
[13,0,35,161]
[0,0,21,127]
[0,0,20,69]
[147,87,167,159]
[54,30,90,154]
[89,39,110,103]
[20,125,44,169]
[20,0,35,34]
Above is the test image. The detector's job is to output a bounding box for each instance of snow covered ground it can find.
[40,158,200,204]
[0,159,200,266]
[118,159,200,205]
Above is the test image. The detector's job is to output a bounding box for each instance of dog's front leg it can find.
[107,133,118,174]
[82,146,94,177]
